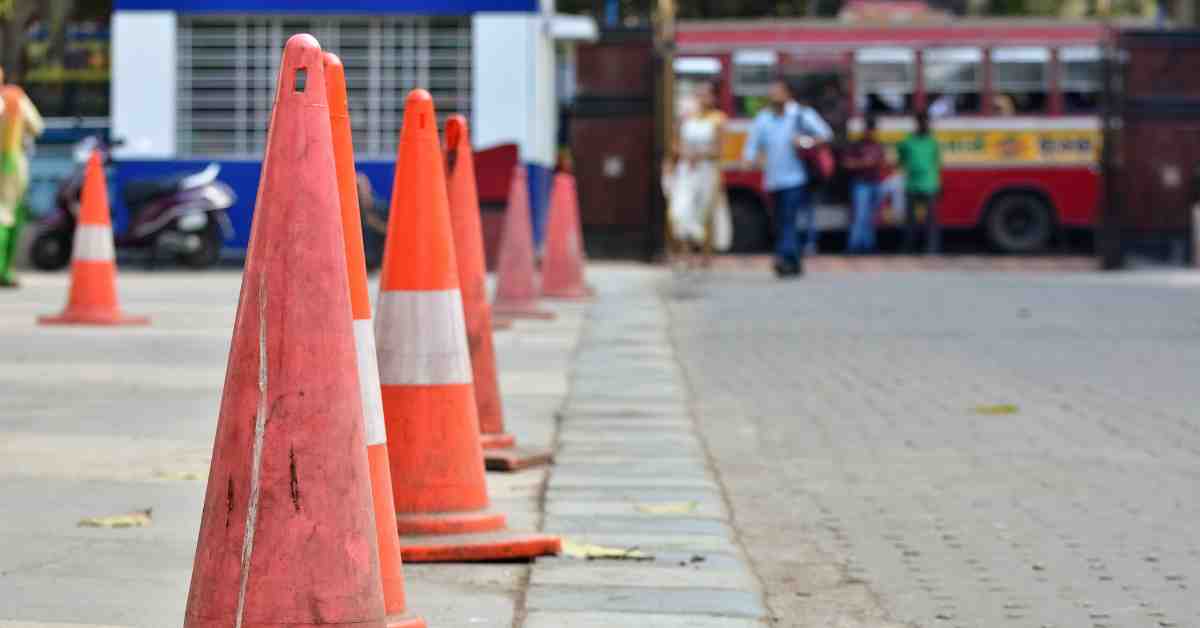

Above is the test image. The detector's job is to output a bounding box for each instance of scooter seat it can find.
[123,173,193,208]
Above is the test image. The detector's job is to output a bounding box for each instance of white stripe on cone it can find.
[374,289,472,386]
[72,224,115,262]
[352,319,388,446]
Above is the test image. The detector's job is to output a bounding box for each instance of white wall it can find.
[472,13,556,167]
[111,11,177,158]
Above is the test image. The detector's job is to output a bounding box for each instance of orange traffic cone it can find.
[445,115,553,472]
[183,35,386,628]
[376,89,560,562]
[542,173,593,299]
[326,52,426,628]
[39,151,148,326]
[492,165,554,320]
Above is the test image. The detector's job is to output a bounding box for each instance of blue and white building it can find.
[110,0,595,247]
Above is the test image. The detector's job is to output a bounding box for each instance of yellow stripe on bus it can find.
[718,127,1101,168]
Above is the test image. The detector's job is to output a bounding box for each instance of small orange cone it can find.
[183,35,386,628]
[376,89,560,562]
[542,173,593,299]
[38,151,148,326]
[326,52,426,628]
[445,115,553,472]
[492,165,554,320]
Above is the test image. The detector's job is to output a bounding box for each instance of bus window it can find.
[924,47,983,116]
[991,47,1049,115]
[732,50,777,118]
[855,47,915,115]
[1061,45,1102,114]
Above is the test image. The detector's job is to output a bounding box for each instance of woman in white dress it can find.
[664,80,732,270]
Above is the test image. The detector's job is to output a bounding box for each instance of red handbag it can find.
[798,141,835,184]
[794,108,836,184]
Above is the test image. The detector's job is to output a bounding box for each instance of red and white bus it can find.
[674,18,1114,253]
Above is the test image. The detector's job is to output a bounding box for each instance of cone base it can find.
[387,613,428,628]
[395,509,507,536]
[400,531,562,563]
[485,445,554,472]
[543,284,594,300]
[39,310,150,326]
[480,432,516,450]
[492,301,555,320]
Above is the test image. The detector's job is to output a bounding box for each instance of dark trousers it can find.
[770,185,811,266]
[903,191,941,254]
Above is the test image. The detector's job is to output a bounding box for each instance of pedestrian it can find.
[741,78,832,278]
[665,80,732,271]
[843,114,886,254]
[0,67,44,288]
[897,109,942,254]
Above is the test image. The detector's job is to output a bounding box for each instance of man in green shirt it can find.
[896,109,941,254]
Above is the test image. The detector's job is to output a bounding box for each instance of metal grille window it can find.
[923,47,983,114]
[1060,45,1101,113]
[992,46,1049,114]
[731,50,777,117]
[855,47,915,115]
[177,15,471,158]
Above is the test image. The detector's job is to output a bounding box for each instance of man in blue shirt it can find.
[742,79,833,277]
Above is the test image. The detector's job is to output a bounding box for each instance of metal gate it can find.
[570,29,667,260]
[1099,29,1200,268]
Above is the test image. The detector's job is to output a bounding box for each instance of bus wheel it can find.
[729,193,771,253]
[985,193,1054,254]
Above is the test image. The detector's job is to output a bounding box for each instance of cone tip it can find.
[406,89,434,105]
[285,33,322,55]
[400,89,438,139]
[324,52,348,116]
[445,115,469,149]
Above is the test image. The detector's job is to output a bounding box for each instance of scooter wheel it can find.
[31,231,73,271]
[177,221,223,269]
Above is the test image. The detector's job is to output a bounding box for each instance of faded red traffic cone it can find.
[493,165,554,320]
[542,173,593,299]
[445,115,553,472]
[376,89,560,562]
[39,150,148,326]
[326,52,426,628]
[183,35,386,628]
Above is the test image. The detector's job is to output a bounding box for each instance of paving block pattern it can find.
[524,268,768,626]
[666,268,1200,628]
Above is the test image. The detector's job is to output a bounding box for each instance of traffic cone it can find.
[38,150,148,326]
[541,173,593,299]
[445,115,553,472]
[326,52,426,628]
[376,89,560,562]
[183,35,386,628]
[492,165,554,320]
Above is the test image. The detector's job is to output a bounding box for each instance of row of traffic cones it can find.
[163,36,591,628]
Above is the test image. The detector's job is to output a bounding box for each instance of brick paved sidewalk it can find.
[522,267,767,627]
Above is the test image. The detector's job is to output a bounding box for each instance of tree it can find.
[0,0,75,82]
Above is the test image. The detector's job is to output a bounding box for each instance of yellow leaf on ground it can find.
[972,404,1018,415]
[561,539,653,561]
[634,501,698,515]
[77,509,153,528]
[154,470,204,481]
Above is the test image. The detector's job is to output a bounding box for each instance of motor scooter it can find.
[30,137,236,271]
